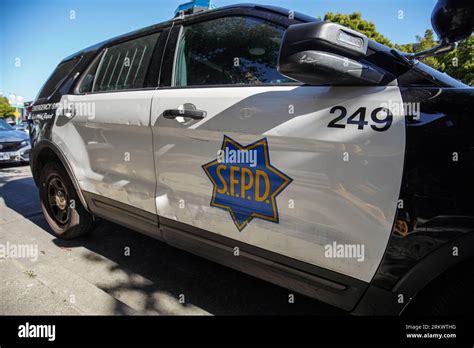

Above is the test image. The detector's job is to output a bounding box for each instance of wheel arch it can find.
[395,231,474,312]
[31,140,90,213]
[353,230,474,315]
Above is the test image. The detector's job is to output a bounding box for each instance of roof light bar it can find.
[174,0,216,18]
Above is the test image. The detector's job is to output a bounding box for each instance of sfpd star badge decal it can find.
[202,136,292,231]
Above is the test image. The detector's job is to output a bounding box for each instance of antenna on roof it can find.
[174,0,216,18]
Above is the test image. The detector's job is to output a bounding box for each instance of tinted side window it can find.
[77,53,103,93]
[174,16,292,86]
[94,33,159,92]
[38,57,81,99]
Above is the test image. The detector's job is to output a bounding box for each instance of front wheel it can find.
[39,162,94,239]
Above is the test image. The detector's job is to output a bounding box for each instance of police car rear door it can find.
[150,10,406,283]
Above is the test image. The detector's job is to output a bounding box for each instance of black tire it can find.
[404,258,474,315]
[39,162,94,239]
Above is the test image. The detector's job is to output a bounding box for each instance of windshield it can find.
[0,119,14,131]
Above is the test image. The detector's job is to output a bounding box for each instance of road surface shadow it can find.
[0,164,43,222]
[51,219,344,315]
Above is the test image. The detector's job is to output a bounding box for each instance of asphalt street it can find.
[0,163,341,315]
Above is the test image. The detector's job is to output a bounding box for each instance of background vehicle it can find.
[5,118,16,127]
[29,0,474,315]
[13,122,30,134]
[0,119,31,163]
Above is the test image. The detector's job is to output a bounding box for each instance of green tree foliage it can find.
[324,12,473,85]
[0,97,16,119]
[411,29,444,71]
[437,36,474,85]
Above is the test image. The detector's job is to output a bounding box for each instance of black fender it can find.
[394,230,474,309]
[355,87,474,315]
[352,231,474,315]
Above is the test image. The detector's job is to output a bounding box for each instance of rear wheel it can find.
[39,162,94,239]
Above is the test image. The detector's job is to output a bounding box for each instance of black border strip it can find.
[1,316,472,344]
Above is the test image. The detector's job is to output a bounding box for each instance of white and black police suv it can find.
[29,0,474,315]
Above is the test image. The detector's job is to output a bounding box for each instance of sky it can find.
[0,0,437,101]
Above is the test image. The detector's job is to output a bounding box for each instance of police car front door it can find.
[150,16,406,283]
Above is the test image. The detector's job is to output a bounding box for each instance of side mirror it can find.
[431,0,473,43]
[278,22,386,86]
[406,0,473,61]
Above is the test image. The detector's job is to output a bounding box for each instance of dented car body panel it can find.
[29,4,474,314]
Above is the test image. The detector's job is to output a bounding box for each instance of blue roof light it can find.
[174,0,216,16]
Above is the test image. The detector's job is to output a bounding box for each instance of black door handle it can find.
[163,109,207,120]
